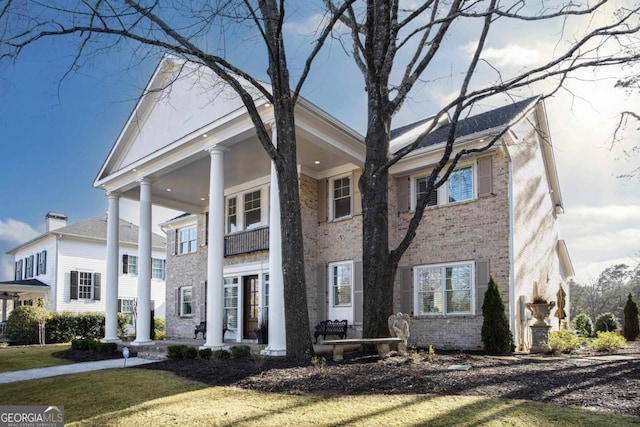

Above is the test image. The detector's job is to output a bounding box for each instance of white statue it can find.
[387,312,410,354]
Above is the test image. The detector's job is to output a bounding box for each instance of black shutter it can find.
[93,273,101,300]
[399,267,413,314]
[354,261,363,325]
[70,271,78,300]
[118,299,122,312]
[42,250,46,274]
[36,253,40,275]
[122,255,128,274]
[475,259,490,315]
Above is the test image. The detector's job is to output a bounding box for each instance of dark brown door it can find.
[243,275,259,339]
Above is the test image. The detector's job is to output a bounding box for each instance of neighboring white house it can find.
[93,57,574,353]
[0,212,167,327]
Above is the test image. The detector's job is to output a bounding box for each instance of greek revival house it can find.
[94,57,573,352]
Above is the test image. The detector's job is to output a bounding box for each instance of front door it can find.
[243,275,259,339]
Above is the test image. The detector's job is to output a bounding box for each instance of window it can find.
[415,262,473,315]
[244,190,262,229]
[14,259,23,280]
[36,250,46,275]
[414,165,474,209]
[123,255,138,275]
[262,273,270,322]
[416,177,438,207]
[152,258,165,280]
[331,262,353,307]
[118,298,135,327]
[178,227,197,254]
[448,167,473,203]
[227,197,237,234]
[223,277,238,330]
[180,287,193,316]
[333,176,351,219]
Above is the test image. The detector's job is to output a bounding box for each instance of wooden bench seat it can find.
[322,337,402,361]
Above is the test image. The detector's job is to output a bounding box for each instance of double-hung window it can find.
[416,176,439,207]
[244,190,262,229]
[123,255,138,275]
[14,260,23,280]
[25,255,34,278]
[227,197,238,233]
[333,176,351,219]
[78,272,94,300]
[152,258,165,280]
[415,262,473,315]
[180,287,193,316]
[178,227,197,254]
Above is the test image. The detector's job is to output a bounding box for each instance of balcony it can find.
[224,226,269,256]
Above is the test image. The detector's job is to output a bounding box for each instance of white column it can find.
[102,193,121,343]
[202,147,226,349]
[133,179,153,345]
[262,125,286,356]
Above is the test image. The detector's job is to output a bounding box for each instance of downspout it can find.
[502,142,517,348]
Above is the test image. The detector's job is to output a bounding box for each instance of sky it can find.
[0,1,638,285]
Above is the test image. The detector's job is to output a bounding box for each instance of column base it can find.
[260,347,286,357]
[200,344,228,351]
[101,337,122,344]
[131,340,155,346]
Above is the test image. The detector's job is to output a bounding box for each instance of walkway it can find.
[0,357,156,384]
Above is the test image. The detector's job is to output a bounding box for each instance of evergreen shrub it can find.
[589,331,626,352]
[546,330,581,354]
[230,345,251,359]
[573,313,594,338]
[481,275,513,355]
[6,306,50,345]
[623,293,640,340]
[595,312,619,333]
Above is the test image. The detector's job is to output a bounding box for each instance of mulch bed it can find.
[61,342,640,419]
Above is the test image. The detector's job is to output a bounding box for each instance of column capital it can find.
[205,144,229,155]
[105,191,121,199]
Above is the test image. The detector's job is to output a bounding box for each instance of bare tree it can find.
[0,0,353,358]
[326,0,640,338]
[613,72,640,178]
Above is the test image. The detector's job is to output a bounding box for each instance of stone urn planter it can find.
[526,301,555,353]
[526,301,556,326]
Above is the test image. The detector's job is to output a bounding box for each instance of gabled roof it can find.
[392,97,539,151]
[7,214,165,254]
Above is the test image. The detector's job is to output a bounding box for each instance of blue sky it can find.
[0,2,639,284]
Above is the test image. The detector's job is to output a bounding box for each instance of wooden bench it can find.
[322,337,402,361]
[314,319,348,343]
[194,321,206,339]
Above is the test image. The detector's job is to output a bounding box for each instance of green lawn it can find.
[0,368,638,427]
[0,344,72,372]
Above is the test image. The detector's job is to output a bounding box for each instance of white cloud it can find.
[0,218,39,281]
[462,42,552,68]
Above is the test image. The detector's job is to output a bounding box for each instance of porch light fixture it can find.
[201,197,206,201]
[166,188,172,192]
[203,134,208,138]
[314,160,320,165]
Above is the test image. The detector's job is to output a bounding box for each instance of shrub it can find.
[71,338,94,351]
[481,275,513,355]
[183,346,198,359]
[546,330,581,354]
[154,317,166,341]
[595,312,619,333]
[98,342,118,354]
[117,313,131,340]
[213,349,231,360]
[230,345,251,359]
[623,293,640,341]
[588,331,626,352]
[76,312,105,339]
[45,311,75,343]
[6,306,50,345]
[198,348,213,360]
[167,344,188,359]
[573,313,594,338]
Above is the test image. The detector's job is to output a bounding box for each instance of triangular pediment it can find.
[96,58,266,182]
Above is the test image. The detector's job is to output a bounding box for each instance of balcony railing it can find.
[224,226,269,256]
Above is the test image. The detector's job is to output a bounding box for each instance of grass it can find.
[0,369,638,427]
[0,344,72,372]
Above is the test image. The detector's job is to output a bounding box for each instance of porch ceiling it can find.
[118,131,356,214]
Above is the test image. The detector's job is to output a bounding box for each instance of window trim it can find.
[411,162,476,210]
[179,286,193,317]
[329,260,354,308]
[331,174,352,220]
[151,258,165,280]
[224,185,269,234]
[123,254,138,276]
[414,261,475,316]
[223,277,239,331]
